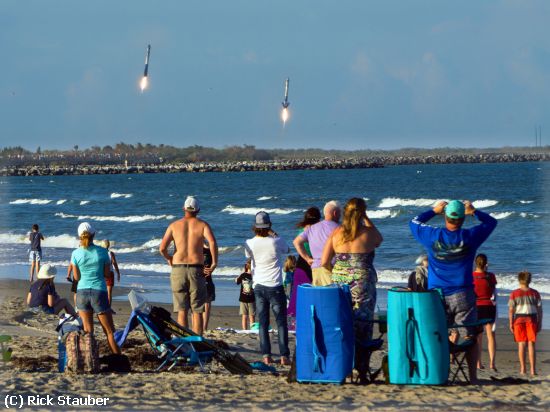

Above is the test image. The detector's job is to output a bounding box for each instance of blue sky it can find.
[1,1,549,150]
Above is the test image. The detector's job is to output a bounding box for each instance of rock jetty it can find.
[1,153,549,176]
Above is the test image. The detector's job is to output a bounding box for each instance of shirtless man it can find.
[160,196,218,335]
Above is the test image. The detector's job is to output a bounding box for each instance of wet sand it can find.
[1,278,549,410]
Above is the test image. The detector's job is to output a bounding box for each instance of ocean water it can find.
[1,162,549,323]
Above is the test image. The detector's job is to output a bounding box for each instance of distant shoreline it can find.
[2,152,549,176]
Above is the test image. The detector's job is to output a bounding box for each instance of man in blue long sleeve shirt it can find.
[409,199,497,383]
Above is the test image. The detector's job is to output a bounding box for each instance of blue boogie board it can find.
[387,289,449,385]
[296,284,354,384]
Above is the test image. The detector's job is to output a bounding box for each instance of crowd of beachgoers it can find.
[21,193,543,385]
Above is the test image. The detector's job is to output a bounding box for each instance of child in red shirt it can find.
[473,254,497,371]
[508,271,543,375]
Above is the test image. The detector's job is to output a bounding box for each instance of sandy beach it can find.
[1,278,549,411]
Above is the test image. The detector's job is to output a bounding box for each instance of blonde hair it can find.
[80,231,93,248]
[283,255,297,273]
[339,198,367,244]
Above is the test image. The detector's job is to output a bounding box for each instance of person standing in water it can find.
[29,224,44,283]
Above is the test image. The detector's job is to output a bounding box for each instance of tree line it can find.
[1,143,548,167]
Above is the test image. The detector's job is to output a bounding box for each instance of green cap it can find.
[445,200,465,219]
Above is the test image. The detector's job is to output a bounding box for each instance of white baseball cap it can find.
[184,196,200,212]
[77,222,95,237]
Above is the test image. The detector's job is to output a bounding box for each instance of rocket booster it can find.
[143,45,151,77]
[282,77,290,108]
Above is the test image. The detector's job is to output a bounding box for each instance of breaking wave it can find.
[257,196,275,201]
[472,199,498,208]
[79,200,90,205]
[222,205,301,215]
[490,212,513,220]
[116,263,242,278]
[519,200,534,204]
[113,239,162,254]
[376,269,550,296]
[219,245,243,254]
[378,198,437,208]
[55,212,175,223]
[9,198,52,205]
[0,232,78,249]
[111,193,133,199]
[367,210,400,219]
[56,199,67,205]
[519,212,540,219]
[378,198,498,209]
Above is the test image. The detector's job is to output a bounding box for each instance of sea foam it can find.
[79,200,90,205]
[257,196,275,201]
[222,205,301,215]
[55,212,175,223]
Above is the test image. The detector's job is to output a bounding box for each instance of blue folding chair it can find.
[116,309,213,372]
[116,306,252,374]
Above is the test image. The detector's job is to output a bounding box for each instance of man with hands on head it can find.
[160,196,218,336]
[409,199,497,384]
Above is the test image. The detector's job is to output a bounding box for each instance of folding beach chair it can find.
[448,318,492,384]
[137,310,213,371]
[352,318,387,384]
[115,306,252,374]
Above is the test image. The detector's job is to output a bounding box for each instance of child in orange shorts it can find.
[508,271,543,375]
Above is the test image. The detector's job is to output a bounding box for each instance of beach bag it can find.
[296,284,354,384]
[57,314,83,372]
[387,288,449,385]
[65,332,100,374]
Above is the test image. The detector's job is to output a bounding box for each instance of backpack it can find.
[65,331,100,374]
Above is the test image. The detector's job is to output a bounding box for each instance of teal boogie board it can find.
[387,288,449,385]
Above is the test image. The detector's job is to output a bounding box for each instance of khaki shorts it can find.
[312,267,333,286]
[170,265,206,314]
[239,301,256,316]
